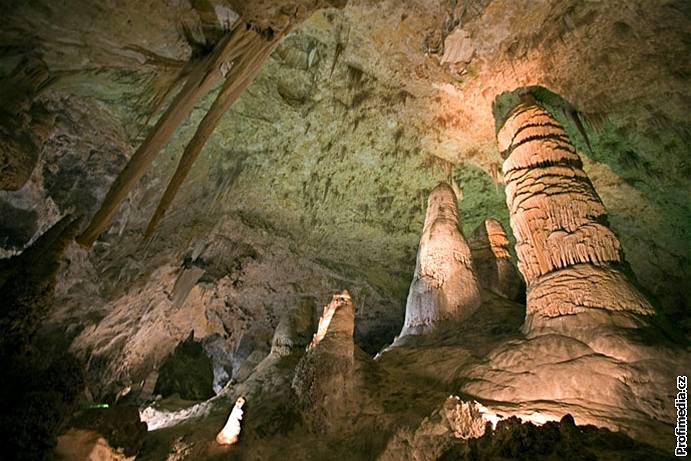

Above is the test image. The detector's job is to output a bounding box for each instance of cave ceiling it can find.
[0,0,689,358]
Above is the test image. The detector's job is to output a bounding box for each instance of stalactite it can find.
[497,97,654,322]
[400,182,481,336]
[144,26,287,238]
[77,21,288,247]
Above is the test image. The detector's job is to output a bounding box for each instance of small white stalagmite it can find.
[216,396,246,445]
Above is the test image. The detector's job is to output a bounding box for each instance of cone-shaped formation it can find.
[216,396,246,445]
[292,290,357,432]
[400,183,482,336]
[307,289,354,355]
[468,218,524,301]
[497,99,654,325]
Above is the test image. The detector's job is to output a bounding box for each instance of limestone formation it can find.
[78,20,286,246]
[0,56,54,191]
[306,289,354,355]
[468,218,524,300]
[78,1,348,246]
[292,290,357,432]
[0,215,81,355]
[270,300,315,357]
[400,183,481,336]
[216,396,246,445]
[497,98,655,332]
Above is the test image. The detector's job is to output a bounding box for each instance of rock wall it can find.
[497,98,655,333]
[400,183,482,336]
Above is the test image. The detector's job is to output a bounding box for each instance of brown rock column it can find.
[307,289,355,356]
[400,182,482,336]
[468,218,524,301]
[292,290,357,432]
[497,99,654,333]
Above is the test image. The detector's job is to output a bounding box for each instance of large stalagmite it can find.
[399,182,481,336]
[497,98,655,336]
[468,218,523,301]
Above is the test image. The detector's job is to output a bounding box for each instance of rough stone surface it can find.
[498,100,655,330]
[0,1,689,459]
[400,183,481,336]
[0,56,53,191]
[468,218,523,300]
[61,406,147,457]
[56,429,135,461]
[292,290,358,432]
[154,333,215,401]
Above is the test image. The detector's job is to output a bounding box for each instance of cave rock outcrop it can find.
[292,290,358,432]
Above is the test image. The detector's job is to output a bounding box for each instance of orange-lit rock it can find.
[468,218,524,301]
[292,290,359,432]
[400,182,482,336]
[55,429,134,461]
[307,289,354,352]
[498,99,655,336]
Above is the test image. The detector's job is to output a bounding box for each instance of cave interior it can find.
[0,0,690,460]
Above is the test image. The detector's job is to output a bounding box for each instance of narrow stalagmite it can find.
[216,396,246,445]
[292,290,358,432]
[307,289,355,355]
[468,218,523,301]
[399,182,482,336]
[497,97,654,331]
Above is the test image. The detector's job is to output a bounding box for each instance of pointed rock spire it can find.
[292,290,358,432]
[468,218,524,301]
[400,182,482,336]
[307,289,354,354]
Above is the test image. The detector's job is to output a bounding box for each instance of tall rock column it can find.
[497,99,654,335]
[399,182,482,336]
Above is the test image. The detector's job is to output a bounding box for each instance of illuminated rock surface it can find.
[400,183,481,336]
[0,1,689,459]
[468,218,523,301]
[456,98,688,448]
[498,99,655,332]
